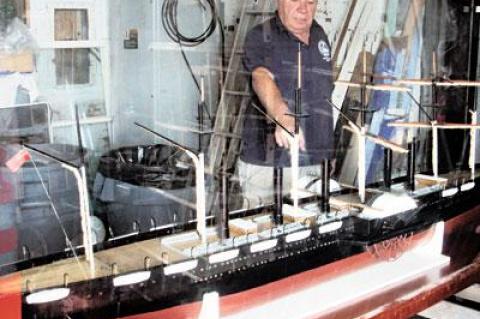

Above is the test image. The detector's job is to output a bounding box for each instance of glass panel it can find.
[54,48,91,85]
[0,40,105,270]
[1,1,480,316]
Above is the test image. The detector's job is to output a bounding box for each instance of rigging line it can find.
[406,91,433,122]
[177,44,213,122]
[458,0,477,170]
[29,157,86,276]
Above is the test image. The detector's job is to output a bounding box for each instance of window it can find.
[54,9,88,41]
[54,9,90,85]
[54,48,90,85]
[6,0,27,24]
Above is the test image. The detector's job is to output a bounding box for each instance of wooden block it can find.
[282,204,317,225]
[415,174,448,187]
[229,219,258,237]
[253,215,273,232]
[0,52,34,73]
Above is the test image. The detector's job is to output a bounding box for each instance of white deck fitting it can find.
[199,291,220,319]
[359,192,418,219]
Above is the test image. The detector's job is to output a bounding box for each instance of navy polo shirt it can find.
[241,14,335,167]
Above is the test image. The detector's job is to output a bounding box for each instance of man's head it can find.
[277,0,318,40]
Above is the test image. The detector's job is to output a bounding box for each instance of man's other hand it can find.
[274,114,306,151]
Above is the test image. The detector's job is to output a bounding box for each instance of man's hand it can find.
[330,159,336,177]
[274,113,306,151]
[251,67,306,151]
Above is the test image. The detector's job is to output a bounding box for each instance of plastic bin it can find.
[94,144,197,237]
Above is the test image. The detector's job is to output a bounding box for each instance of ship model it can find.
[1,52,480,319]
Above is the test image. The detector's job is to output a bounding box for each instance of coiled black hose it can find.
[161,0,218,47]
[161,0,224,121]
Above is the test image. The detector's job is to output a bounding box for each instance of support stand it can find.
[220,169,230,240]
[273,167,284,225]
[321,159,330,213]
[383,148,393,190]
[469,111,477,181]
[407,138,416,191]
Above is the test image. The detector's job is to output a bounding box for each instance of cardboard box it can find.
[0,51,34,73]
[229,219,258,236]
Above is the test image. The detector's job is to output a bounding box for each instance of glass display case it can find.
[0,1,479,318]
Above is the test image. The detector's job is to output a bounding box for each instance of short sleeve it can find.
[243,24,272,73]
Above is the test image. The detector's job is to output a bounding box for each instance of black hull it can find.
[23,180,480,319]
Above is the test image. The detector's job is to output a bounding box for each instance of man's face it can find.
[277,0,318,36]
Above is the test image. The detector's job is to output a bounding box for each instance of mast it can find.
[290,44,303,211]
[135,122,207,244]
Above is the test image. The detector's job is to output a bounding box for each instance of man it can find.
[239,0,335,206]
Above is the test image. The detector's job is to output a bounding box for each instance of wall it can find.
[108,0,155,146]
[315,0,352,44]
[108,0,221,150]
[151,0,221,150]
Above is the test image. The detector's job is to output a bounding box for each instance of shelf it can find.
[51,116,112,128]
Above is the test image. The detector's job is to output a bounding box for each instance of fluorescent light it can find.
[26,288,70,305]
[113,271,151,287]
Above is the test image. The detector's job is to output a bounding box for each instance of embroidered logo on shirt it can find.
[318,40,331,62]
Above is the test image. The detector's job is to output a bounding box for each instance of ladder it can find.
[207,0,276,177]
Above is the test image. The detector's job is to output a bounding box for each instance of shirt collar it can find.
[274,11,290,34]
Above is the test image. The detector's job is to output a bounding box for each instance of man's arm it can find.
[252,67,305,150]
[252,67,287,120]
